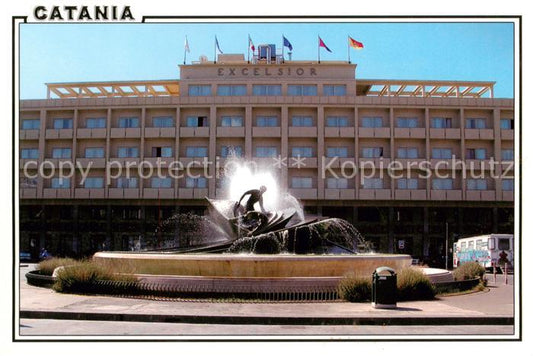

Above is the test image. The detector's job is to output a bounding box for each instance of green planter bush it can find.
[397,267,436,301]
[337,274,372,302]
[453,261,485,281]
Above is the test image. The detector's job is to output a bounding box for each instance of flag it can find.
[283,35,293,51]
[318,36,332,52]
[215,36,223,54]
[349,36,364,49]
[248,34,255,52]
[184,36,190,53]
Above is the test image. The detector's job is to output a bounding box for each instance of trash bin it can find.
[371,266,397,309]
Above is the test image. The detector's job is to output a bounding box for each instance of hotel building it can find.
[18,49,515,265]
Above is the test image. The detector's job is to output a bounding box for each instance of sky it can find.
[19,21,515,99]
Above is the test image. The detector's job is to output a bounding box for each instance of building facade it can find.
[18,52,515,265]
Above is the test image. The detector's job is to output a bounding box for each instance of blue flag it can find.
[283,35,293,51]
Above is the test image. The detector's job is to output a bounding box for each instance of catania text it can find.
[34,6,134,21]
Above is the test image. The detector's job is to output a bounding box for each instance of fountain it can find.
[93,160,412,299]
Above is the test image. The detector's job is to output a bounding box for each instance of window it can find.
[432,148,453,159]
[221,145,243,158]
[466,118,487,129]
[291,147,313,158]
[151,177,172,188]
[84,177,104,189]
[467,179,487,190]
[185,146,208,158]
[186,116,208,127]
[51,178,70,189]
[500,119,514,130]
[152,116,174,128]
[326,147,349,158]
[185,177,207,188]
[397,117,418,128]
[291,116,313,127]
[362,178,384,189]
[287,85,317,96]
[188,85,211,96]
[476,239,487,250]
[468,241,475,250]
[498,238,510,251]
[53,118,73,129]
[361,117,383,128]
[86,117,106,128]
[432,178,453,190]
[361,147,383,158]
[326,116,349,127]
[397,178,418,190]
[117,177,138,189]
[118,117,139,128]
[22,119,40,130]
[291,177,313,189]
[255,146,278,158]
[220,116,243,127]
[323,85,346,96]
[85,148,104,158]
[117,147,139,158]
[431,117,452,128]
[466,148,486,160]
[217,85,247,96]
[252,85,281,96]
[326,177,348,189]
[51,148,71,159]
[257,116,278,127]
[397,147,418,159]
[502,149,514,161]
[21,148,39,159]
[502,179,514,191]
[152,147,173,158]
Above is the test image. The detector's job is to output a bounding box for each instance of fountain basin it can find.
[93,252,411,278]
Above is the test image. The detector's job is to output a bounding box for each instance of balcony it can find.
[464,129,494,140]
[288,188,317,200]
[466,190,497,201]
[43,188,72,199]
[180,127,209,137]
[324,188,355,199]
[45,129,73,139]
[394,189,427,200]
[177,188,209,199]
[19,188,37,199]
[358,127,390,138]
[144,127,176,138]
[108,188,140,199]
[75,188,105,199]
[322,157,356,169]
[20,130,40,140]
[76,128,106,139]
[143,188,175,199]
[216,127,245,137]
[429,128,461,139]
[430,190,462,200]
[288,157,318,168]
[359,189,391,200]
[394,128,425,139]
[110,128,141,138]
[252,127,281,137]
[501,129,514,140]
[76,158,106,169]
[502,191,514,201]
[324,127,355,138]
[288,127,317,137]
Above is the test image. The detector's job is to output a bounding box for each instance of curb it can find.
[20,310,514,326]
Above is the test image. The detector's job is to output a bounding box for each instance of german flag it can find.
[349,36,364,49]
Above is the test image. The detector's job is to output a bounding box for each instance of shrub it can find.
[397,267,435,301]
[453,261,485,281]
[53,260,136,293]
[337,274,372,302]
[38,258,79,276]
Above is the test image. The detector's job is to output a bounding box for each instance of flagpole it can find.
[347,36,351,64]
[317,35,320,64]
[214,36,216,64]
[247,35,250,63]
[281,35,284,62]
[184,36,187,65]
